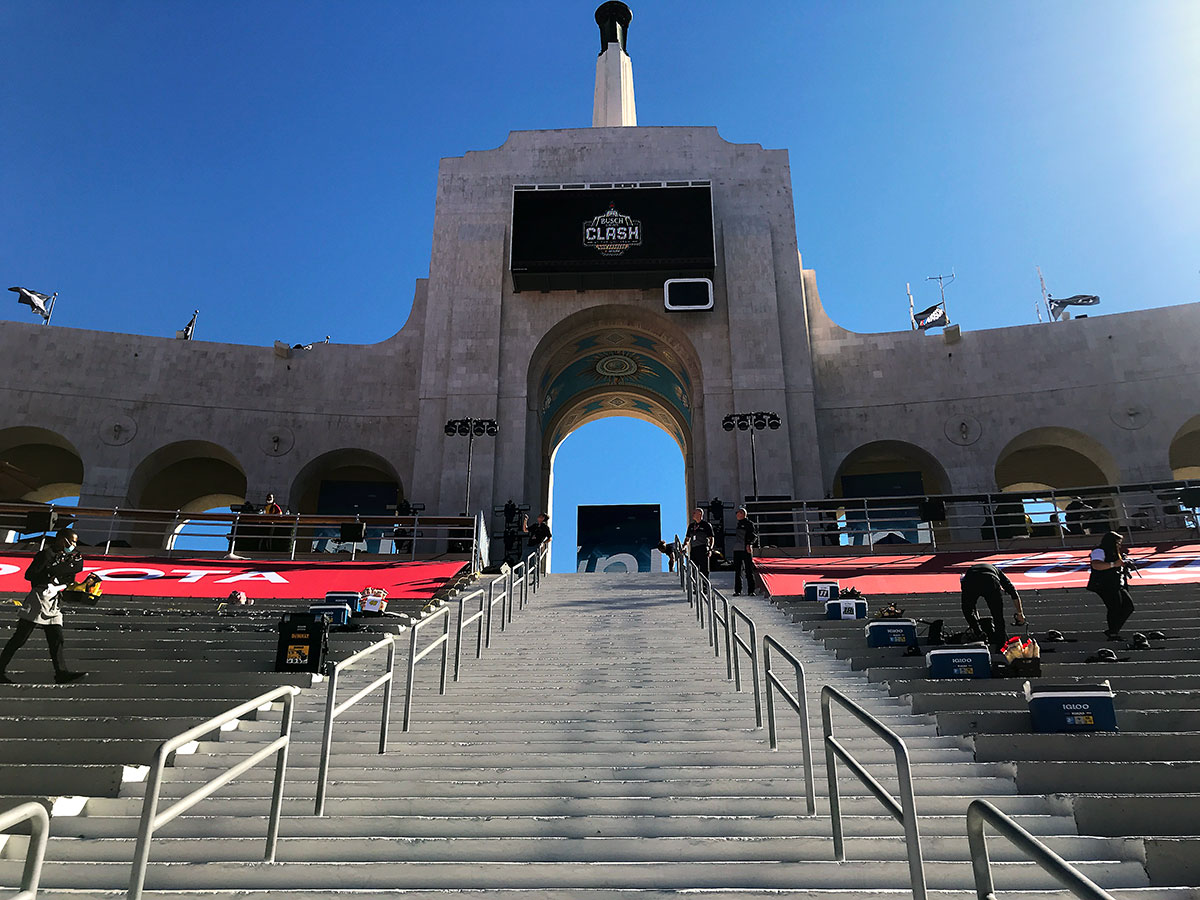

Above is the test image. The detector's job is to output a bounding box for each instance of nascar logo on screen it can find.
[583,203,642,256]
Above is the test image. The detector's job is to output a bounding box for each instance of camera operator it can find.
[1087,530,1136,640]
[0,528,88,684]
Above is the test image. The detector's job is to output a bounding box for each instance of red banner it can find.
[757,544,1200,597]
[0,554,467,600]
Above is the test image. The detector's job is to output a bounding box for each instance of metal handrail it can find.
[729,604,763,726]
[401,605,451,732]
[127,685,299,900]
[709,588,733,670]
[454,586,487,680]
[967,799,1114,900]
[314,636,397,815]
[821,684,926,900]
[484,575,507,648]
[0,801,50,900]
[762,635,815,814]
[508,562,523,623]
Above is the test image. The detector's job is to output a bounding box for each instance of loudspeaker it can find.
[1180,488,1200,509]
[25,509,57,533]
[339,523,367,543]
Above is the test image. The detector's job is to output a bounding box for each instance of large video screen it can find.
[510,184,714,291]
[577,503,662,573]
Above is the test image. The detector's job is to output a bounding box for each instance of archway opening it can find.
[831,440,951,546]
[549,417,686,574]
[0,427,84,503]
[992,427,1119,538]
[127,441,247,549]
[289,449,402,516]
[168,495,249,554]
[1170,415,1200,480]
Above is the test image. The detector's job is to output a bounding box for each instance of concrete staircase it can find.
[0,573,1192,897]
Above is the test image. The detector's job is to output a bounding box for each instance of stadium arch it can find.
[993,426,1119,492]
[288,448,403,516]
[0,426,85,503]
[1169,415,1200,480]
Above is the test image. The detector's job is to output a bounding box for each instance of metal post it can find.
[314,667,340,816]
[464,432,475,516]
[105,506,118,556]
[749,427,759,500]
[289,513,300,560]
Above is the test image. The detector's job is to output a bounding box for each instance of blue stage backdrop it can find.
[577,503,661,573]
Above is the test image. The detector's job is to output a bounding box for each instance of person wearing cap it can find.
[960,562,1025,650]
[732,507,759,596]
[1087,530,1135,640]
[0,527,87,684]
[684,508,715,576]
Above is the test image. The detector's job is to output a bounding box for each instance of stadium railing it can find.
[0,801,50,900]
[741,478,1200,554]
[0,501,478,562]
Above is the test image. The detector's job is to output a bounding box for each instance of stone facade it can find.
[1,125,1197,523]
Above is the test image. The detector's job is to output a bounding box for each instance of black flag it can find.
[176,310,198,340]
[913,302,949,330]
[1048,294,1099,320]
[8,286,54,320]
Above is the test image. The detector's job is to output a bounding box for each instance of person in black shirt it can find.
[960,562,1025,649]
[732,507,759,596]
[684,508,715,576]
[524,513,552,573]
[0,528,87,684]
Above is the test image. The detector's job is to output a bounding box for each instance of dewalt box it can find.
[926,644,992,679]
[825,598,868,620]
[865,618,919,647]
[1024,681,1118,733]
[274,614,327,673]
[804,581,839,603]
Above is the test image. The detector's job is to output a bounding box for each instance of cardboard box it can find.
[1024,681,1118,733]
[826,598,867,620]
[926,644,991,679]
[865,619,919,647]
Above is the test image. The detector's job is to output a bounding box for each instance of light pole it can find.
[722,411,781,500]
[444,418,499,514]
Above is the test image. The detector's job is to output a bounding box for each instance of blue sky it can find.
[3,1,1198,571]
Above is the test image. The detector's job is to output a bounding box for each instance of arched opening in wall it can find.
[831,441,951,546]
[526,307,705,574]
[0,427,84,504]
[289,449,402,516]
[127,441,247,548]
[549,416,686,575]
[993,427,1120,538]
[1169,415,1200,480]
[289,450,403,555]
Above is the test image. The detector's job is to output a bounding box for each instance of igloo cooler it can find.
[865,618,919,647]
[926,644,991,679]
[826,598,868,620]
[1024,681,1118,733]
[804,580,839,603]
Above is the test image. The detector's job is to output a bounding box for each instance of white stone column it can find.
[593,44,637,127]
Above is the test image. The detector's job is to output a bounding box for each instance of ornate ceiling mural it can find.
[539,329,694,446]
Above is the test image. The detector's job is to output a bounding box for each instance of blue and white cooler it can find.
[826,597,868,620]
[1024,681,1118,733]
[865,618,919,648]
[804,580,839,603]
[324,590,362,613]
[309,599,354,625]
[926,644,991,679]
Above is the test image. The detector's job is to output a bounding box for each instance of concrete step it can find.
[14,889,1199,900]
[0,857,1152,892]
[5,833,1138,865]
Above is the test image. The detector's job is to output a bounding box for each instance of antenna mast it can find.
[1037,266,1052,322]
[925,270,955,309]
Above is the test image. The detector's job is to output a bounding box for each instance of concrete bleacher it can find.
[773,579,1200,888]
[1,569,1198,897]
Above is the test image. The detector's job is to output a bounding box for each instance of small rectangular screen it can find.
[511,185,714,291]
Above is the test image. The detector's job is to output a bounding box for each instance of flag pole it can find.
[43,293,57,326]
[907,283,916,330]
[1037,266,1052,322]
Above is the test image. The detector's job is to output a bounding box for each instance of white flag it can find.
[8,286,54,319]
